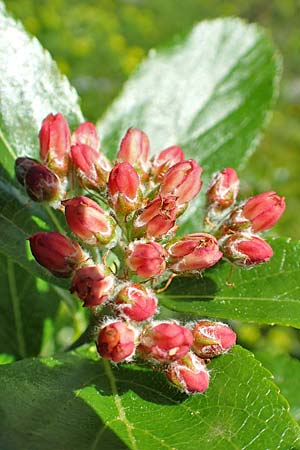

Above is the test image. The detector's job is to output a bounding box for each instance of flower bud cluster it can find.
[16,113,284,394]
[205,168,285,266]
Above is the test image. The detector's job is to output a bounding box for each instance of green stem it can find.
[44,205,65,234]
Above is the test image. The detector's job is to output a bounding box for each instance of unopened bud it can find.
[29,231,85,277]
[207,168,239,209]
[160,159,202,205]
[167,233,222,272]
[222,233,273,266]
[126,241,166,278]
[70,265,114,307]
[15,157,39,186]
[166,352,209,394]
[132,195,178,239]
[39,113,71,176]
[192,320,236,358]
[71,143,111,189]
[108,162,141,215]
[242,191,286,232]
[115,283,158,321]
[72,122,100,151]
[152,145,185,181]
[117,127,150,174]
[25,164,61,203]
[63,196,116,246]
[138,321,193,363]
[97,321,136,362]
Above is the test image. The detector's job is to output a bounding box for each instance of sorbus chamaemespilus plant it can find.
[15,113,286,394]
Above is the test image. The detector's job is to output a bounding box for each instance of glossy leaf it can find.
[160,238,300,328]
[0,1,83,281]
[256,351,300,423]
[0,1,83,175]
[0,253,60,358]
[0,346,299,449]
[98,18,280,232]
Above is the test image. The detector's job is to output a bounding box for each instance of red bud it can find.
[70,265,114,307]
[39,113,71,176]
[242,191,286,232]
[63,196,116,245]
[166,352,209,394]
[207,168,239,209]
[97,321,136,362]
[138,321,193,363]
[152,145,185,180]
[29,232,85,277]
[71,143,111,189]
[132,195,178,239]
[118,127,150,173]
[15,157,39,186]
[160,159,202,205]
[222,233,273,266]
[126,241,166,278]
[192,321,236,358]
[72,122,100,151]
[25,164,61,203]
[167,233,222,272]
[108,162,141,215]
[115,283,158,321]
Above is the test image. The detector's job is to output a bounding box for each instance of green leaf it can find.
[0,253,60,358]
[255,351,300,423]
[98,18,280,232]
[0,346,299,450]
[0,353,15,365]
[0,1,83,175]
[159,238,300,328]
[0,1,83,280]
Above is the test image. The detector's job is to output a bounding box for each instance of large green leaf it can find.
[0,1,83,175]
[0,346,299,450]
[256,351,300,423]
[0,1,83,280]
[0,253,60,358]
[98,18,280,232]
[159,238,300,328]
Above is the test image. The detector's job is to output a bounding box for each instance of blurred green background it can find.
[4,0,300,355]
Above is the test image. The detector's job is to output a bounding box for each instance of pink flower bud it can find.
[132,195,178,239]
[222,233,273,266]
[70,265,114,307]
[152,145,185,180]
[117,128,150,173]
[108,162,141,215]
[160,159,203,205]
[242,191,286,232]
[126,241,166,278]
[207,168,239,209]
[63,196,116,246]
[29,232,85,277]
[39,113,71,176]
[15,157,39,186]
[115,283,158,321]
[167,233,222,272]
[97,321,136,362]
[166,352,210,394]
[25,164,61,203]
[192,321,236,358]
[71,143,111,188]
[72,122,100,151]
[138,322,193,363]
